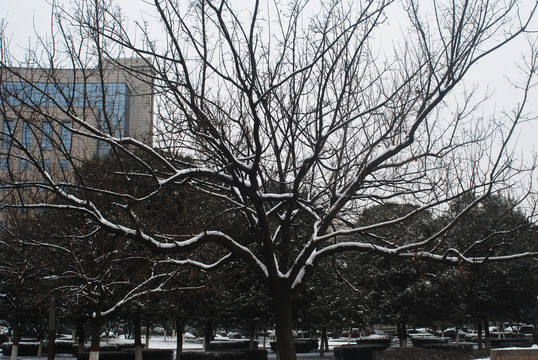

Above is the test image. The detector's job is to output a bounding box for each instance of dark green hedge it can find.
[334,344,387,360]
[356,337,392,349]
[410,336,449,347]
[179,350,267,360]
[1,341,142,356]
[207,341,256,350]
[296,339,318,350]
[76,349,172,360]
[2,342,43,356]
[490,338,532,348]
[269,340,315,353]
[0,342,80,356]
[414,342,474,352]
[100,344,137,352]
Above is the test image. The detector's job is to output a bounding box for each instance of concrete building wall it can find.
[0,57,154,225]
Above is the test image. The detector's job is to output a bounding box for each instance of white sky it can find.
[1,0,537,169]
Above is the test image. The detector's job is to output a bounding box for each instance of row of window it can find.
[1,120,72,151]
[4,81,130,138]
[0,157,70,172]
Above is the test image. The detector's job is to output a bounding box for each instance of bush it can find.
[55,341,78,354]
[334,344,387,360]
[375,347,491,360]
[490,338,531,348]
[76,349,173,360]
[269,340,314,353]
[296,339,318,350]
[208,340,256,350]
[356,337,392,349]
[102,344,137,351]
[179,350,267,360]
[410,336,449,348]
[1,340,84,355]
[2,342,42,356]
[415,342,474,352]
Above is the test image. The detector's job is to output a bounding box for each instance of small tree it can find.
[0,211,55,359]
[442,194,538,348]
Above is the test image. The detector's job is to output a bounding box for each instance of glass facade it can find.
[20,159,30,170]
[42,122,53,150]
[59,159,69,171]
[4,81,131,153]
[42,159,50,172]
[22,123,32,149]
[61,122,72,151]
[1,120,14,149]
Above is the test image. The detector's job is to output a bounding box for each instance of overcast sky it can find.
[1,0,537,163]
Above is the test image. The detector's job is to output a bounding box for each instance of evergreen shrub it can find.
[179,349,267,360]
[76,349,173,360]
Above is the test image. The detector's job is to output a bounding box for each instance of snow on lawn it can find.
[97,335,359,350]
[95,335,204,350]
[147,337,203,350]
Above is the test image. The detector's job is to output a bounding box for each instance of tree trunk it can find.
[11,314,20,360]
[77,318,85,353]
[532,296,538,345]
[48,307,57,360]
[484,320,491,350]
[249,320,256,350]
[274,289,296,360]
[175,316,186,360]
[90,315,102,360]
[37,339,44,358]
[11,344,18,360]
[145,322,150,349]
[203,318,213,351]
[397,321,407,348]
[134,312,143,360]
[477,321,483,350]
[319,327,328,357]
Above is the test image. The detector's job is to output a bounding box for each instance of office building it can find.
[0,57,154,224]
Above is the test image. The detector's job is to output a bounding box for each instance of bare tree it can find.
[1,1,538,359]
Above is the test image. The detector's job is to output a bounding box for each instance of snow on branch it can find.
[164,252,233,270]
[99,272,205,318]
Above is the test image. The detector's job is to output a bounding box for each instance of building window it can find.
[42,122,53,150]
[20,159,30,171]
[0,158,8,170]
[61,123,71,151]
[22,123,33,149]
[2,120,14,149]
[59,159,70,171]
[17,200,28,212]
[38,180,48,192]
[42,159,50,172]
